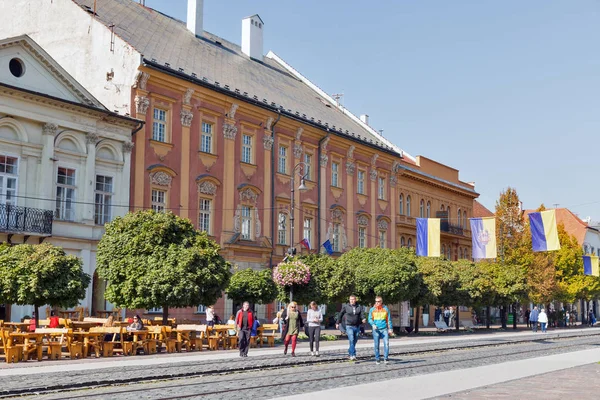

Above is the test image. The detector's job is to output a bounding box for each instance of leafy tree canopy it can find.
[226,267,278,305]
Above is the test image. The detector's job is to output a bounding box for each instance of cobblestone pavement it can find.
[9,333,600,400]
[431,362,600,399]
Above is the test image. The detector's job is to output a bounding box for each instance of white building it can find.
[0,35,141,321]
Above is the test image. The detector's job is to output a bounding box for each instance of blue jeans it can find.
[531,321,538,332]
[372,328,389,361]
[346,326,360,356]
[541,322,547,333]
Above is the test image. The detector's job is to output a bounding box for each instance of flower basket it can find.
[273,260,311,287]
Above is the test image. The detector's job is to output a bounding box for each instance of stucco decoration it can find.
[346,161,355,175]
[321,136,330,152]
[263,134,274,150]
[371,153,379,166]
[135,95,150,114]
[357,215,369,226]
[370,169,378,181]
[42,123,58,136]
[234,207,241,233]
[390,174,397,187]
[122,141,134,153]
[378,220,389,230]
[133,71,150,90]
[296,127,303,141]
[150,171,172,187]
[85,132,100,145]
[392,161,401,173]
[255,209,261,238]
[183,88,194,105]
[319,153,328,167]
[331,208,343,221]
[198,180,217,195]
[265,117,274,131]
[180,109,193,127]
[340,223,348,250]
[228,103,239,119]
[293,142,303,158]
[223,123,238,140]
[347,145,355,160]
[239,187,258,203]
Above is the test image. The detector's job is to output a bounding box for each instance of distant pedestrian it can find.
[280,301,304,357]
[434,307,442,323]
[306,301,323,356]
[589,309,595,327]
[525,309,530,328]
[530,306,539,332]
[336,295,366,361]
[443,307,450,326]
[206,305,215,327]
[449,307,455,328]
[276,306,285,334]
[565,311,570,327]
[368,296,393,365]
[539,308,548,333]
[235,302,253,357]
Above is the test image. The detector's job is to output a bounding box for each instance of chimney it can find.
[187,0,204,37]
[242,14,264,60]
[360,114,369,125]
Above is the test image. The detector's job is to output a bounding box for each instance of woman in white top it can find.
[538,308,549,333]
[206,305,215,327]
[306,301,323,356]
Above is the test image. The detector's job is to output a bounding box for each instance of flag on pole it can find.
[583,255,600,277]
[416,218,440,257]
[529,210,561,252]
[322,239,333,255]
[300,238,311,250]
[470,217,497,259]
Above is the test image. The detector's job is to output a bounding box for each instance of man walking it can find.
[368,296,393,365]
[235,301,254,357]
[529,306,539,333]
[336,295,366,361]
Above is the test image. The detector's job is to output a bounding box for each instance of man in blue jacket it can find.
[529,306,539,333]
[368,296,393,365]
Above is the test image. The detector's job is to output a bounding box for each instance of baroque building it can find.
[0,0,478,323]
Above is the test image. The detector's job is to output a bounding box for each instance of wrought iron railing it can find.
[0,203,53,235]
[440,220,464,236]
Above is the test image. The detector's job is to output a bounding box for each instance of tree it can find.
[294,253,353,305]
[0,243,90,327]
[226,267,278,306]
[495,187,525,264]
[96,211,231,325]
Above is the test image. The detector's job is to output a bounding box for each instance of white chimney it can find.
[242,14,264,60]
[360,114,369,125]
[187,0,204,37]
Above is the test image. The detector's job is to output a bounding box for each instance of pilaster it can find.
[179,106,193,219]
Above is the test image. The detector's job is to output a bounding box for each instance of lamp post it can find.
[288,162,309,257]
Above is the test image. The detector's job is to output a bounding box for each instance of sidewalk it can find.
[1,327,598,377]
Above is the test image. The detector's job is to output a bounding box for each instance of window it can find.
[9,58,25,78]
[201,122,213,153]
[441,204,445,211]
[358,227,366,248]
[148,307,163,314]
[278,212,287,244]
[241,205,252,240]
[419,199,425,218]
[400,236,406,247]
[406,196,411,216]
[332,162,339,187]
[0,155,18,205]
[426,201,431,218]
[151,189,166,212]
[378,177,385,200]
[304,153,312,180]
[458,208,462,227]
[278,146,287,174]
[303,218,312,246]
[152,108,167,142]
[197,305,206,313]
[379,230,386,248]
[332,223,341,252]
[447,245,452,260]
[447,206,451,224]
[357,170,365,194]
[399,194,404,215]
[198,198,212,234]
[242,134,252,163]
[464,211,468,229]
[56,167,76,221]
[94,175,113,225]
[407,238,413,248]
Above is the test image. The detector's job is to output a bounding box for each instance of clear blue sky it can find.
[147,0,600,220]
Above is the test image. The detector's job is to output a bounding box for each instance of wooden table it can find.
[71,331,103,358]
[207,326,233,350]
[7,332,44,361]
[123,329,148,355]
[72,321,102,330]
[5,322,30,332]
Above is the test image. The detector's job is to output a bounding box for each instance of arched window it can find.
[447,206,451,223]
[442,244,446,258]
[447,245,451,260]
[441,204,445,211]
[457,208,462,227]
[407,238,413,248]
[420,199,424,218]
[464,210,468,229]
[406,196,411,216]
[426,201,431,218]
[399,194,404,215]
[400,236,406,247]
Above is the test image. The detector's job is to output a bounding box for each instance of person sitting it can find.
[227,315,237,336]
[250,318,261,346]
[127,315,144,331]
[48,310,60,328]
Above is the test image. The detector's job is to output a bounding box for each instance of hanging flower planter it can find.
[273,259,311,302]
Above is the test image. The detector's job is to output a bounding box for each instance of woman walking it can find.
[306,301,323,356]
[280,301,304,357]
[539,308,549,333]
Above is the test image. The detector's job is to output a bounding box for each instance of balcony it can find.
[0,204,53,236]
[440,220,464,236]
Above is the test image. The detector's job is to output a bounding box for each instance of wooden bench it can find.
[83,317,108,324]
[89,327,126,357]
[35,328,81,359]
[175,324,207,351]
[261,324,279,347]
[0,328,23,363]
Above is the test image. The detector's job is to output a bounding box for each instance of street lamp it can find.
[288,162,309,257]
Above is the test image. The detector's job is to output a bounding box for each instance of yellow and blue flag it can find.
[529,210,561,252]
[416,218,440,257]
[583,255,599,277]
[470,217,497,259]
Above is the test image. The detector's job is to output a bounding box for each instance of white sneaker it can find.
[315,351,319,357]
[310,351,314,356]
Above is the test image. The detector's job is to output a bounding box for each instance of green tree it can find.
[97,211,231,325]
[226,267,278,306]
[294,253,352,305]
[0,243,90,327]
[495,187,525,264]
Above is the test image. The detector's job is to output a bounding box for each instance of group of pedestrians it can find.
[528,306,549,333]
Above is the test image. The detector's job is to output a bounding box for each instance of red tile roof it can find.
[473,200,494,218]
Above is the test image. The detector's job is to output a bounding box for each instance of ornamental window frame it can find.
[200,121,214,154]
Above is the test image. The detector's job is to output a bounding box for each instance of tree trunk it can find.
[501,305,507,329]
[290,287,293,303]
[513,302,518,330]
[455,306,460,331]
[162,305,169,326]
[486,306,491,329]
[414,306,420,334]
[34,304,39,330]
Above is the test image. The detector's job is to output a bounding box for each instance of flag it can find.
[322,239,333,255]
[416,218,440,257]
[470,217,497,259]
[529,210,561,252]
[583,255,600,277]
[300,238,311,250]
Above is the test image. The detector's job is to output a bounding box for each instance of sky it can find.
[147,0,600,220]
